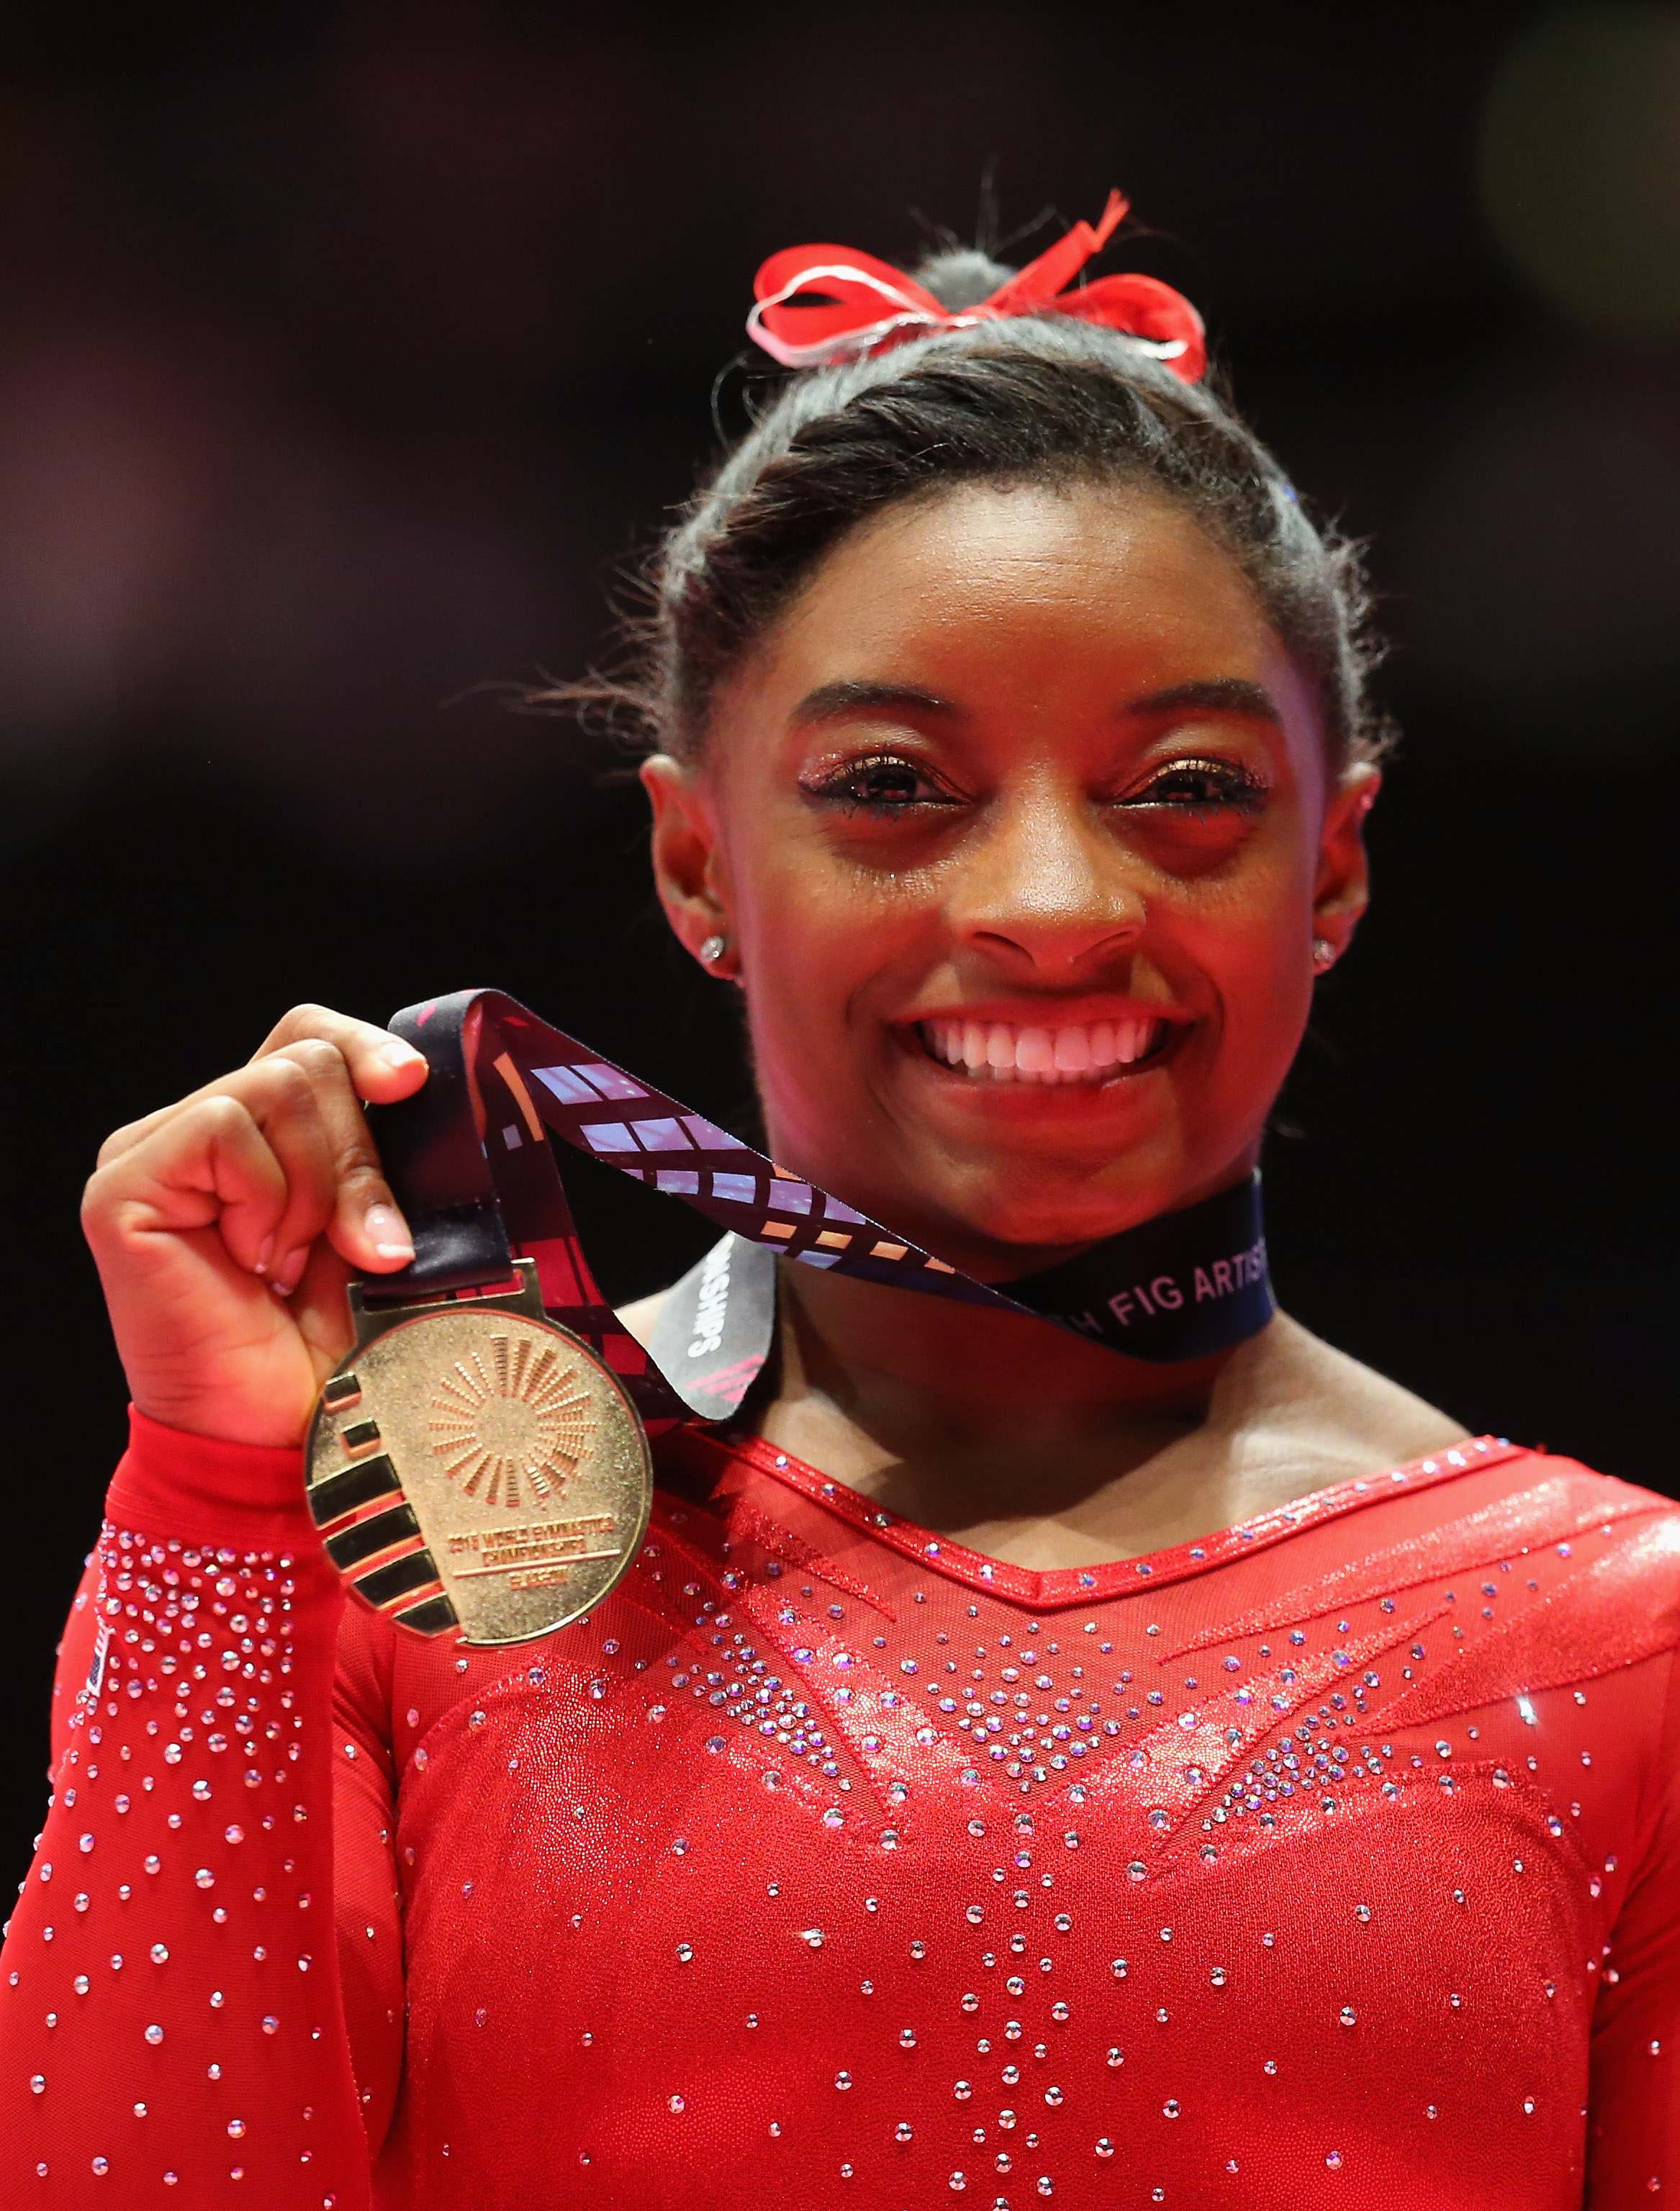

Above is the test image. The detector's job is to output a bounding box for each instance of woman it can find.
[4,199,1676,2209]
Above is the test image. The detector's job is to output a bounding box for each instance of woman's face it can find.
[644,479,1377,1280]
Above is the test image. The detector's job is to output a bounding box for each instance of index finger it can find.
[252,1002,429,1106]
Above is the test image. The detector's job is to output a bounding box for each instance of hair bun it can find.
[908,248,1016,314]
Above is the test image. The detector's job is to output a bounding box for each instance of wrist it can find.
[125,1377,315,1453]
[109,1406,324,1552]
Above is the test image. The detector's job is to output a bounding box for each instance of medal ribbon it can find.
[368,988,1275,1428]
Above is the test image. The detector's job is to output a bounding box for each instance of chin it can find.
[925,1166,1185,1267]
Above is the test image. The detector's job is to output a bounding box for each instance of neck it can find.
[765,1260,1242,1496]
[749,1263,1471,1570]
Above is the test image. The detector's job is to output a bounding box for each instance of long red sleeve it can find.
[0,1411,371,2207]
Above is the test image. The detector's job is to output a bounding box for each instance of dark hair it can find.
[549,245,1391,769]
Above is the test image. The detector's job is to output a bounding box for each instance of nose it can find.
[948,782,1143,977]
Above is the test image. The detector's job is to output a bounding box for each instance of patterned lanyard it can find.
[369,987,1275,1431]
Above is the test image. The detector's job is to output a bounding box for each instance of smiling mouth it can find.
[914,1016,1173,1085]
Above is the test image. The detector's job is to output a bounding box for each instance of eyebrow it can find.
[788,674,1285,731]
[1124,678,1283,727]
[790,679,957,725]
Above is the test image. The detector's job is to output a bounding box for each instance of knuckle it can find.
[258,1054,317,1110]
[81,1162,140,1228]
[80,1162,116,1221]
[257,1000,345,1057]
[95,1121,143,1170]
[330,1127,385,1190]
[284,1036,349,1082]
[196,1092,257,1141]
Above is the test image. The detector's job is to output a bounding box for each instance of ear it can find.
[1311,762,1381,964]
[641,753,739,976]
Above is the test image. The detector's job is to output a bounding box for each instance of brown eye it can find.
[849,762,926,807]
[1124,759,1267,814]
[802,754,955,817]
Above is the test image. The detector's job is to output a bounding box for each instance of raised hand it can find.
[81,1005,429,1448]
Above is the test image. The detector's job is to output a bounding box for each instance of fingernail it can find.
[379,1041,425,1071]
[254,1232,275,1278]
[272,1251,307,1298]
[365,1203,414,1262]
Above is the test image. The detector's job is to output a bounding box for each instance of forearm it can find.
[0,1411,371,2207]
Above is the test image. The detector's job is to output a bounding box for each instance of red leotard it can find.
[4,1411,1680,2207]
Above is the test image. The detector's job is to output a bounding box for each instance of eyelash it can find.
[799,754,955,818]
[1124,756,1269,815]
[800,752,1269,820]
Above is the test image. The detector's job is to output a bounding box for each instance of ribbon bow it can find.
[747,190,1206,381]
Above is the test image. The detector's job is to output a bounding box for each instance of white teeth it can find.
[918,1016,1165,1082]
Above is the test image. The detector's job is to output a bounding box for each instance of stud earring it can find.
[699,933,728,967]
[1311,936,1337,972]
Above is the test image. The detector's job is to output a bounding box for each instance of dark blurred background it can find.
[5,1,1679,1886]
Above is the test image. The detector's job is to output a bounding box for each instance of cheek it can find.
[729,844,897,1065]
[1144,793,1314,998]
[1187,838,1317,1063]
[732,818,923,982]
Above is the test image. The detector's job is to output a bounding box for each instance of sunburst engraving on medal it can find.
[428,1333,595,1508]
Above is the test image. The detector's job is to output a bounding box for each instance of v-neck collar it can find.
[665,1429,1529,1611]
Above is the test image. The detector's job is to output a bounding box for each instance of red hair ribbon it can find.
[747,190,1206,382]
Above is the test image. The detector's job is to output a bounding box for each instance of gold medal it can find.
[305,1260,652,1646]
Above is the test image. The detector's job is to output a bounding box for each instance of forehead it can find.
[749,476,1296,709]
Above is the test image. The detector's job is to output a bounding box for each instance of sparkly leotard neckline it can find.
[690,1428,1523,1605]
